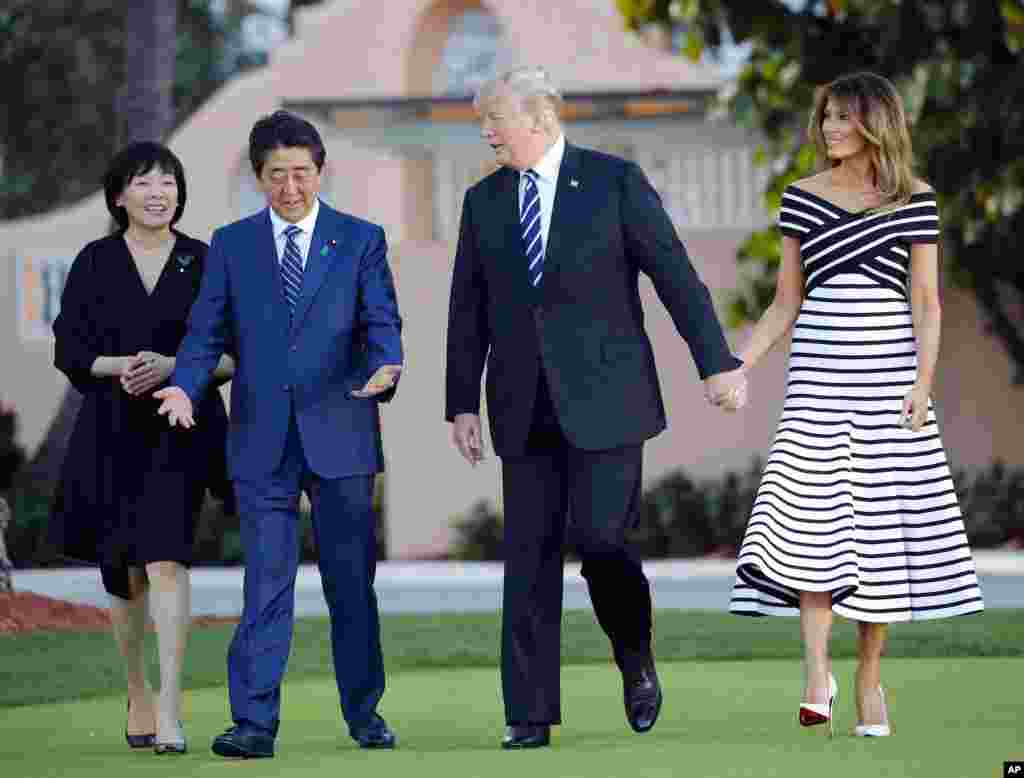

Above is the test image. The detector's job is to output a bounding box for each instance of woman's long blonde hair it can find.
[808,72,916,212]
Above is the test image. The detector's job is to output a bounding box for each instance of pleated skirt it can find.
[729,274,985,622]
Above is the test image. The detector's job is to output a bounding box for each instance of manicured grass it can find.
[1,609,1021,708]
[0,658,1020,778]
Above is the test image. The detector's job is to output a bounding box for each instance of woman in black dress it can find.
[50,142,234,754]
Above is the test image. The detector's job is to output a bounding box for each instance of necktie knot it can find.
[284,224,301,240]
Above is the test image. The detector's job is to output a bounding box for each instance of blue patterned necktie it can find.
[521,170,545,287]
[281,224,304,315]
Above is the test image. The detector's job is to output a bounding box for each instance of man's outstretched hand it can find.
[154,386,195,428]
[351,365,403,399]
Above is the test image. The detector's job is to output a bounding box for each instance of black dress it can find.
[49,230,230,598]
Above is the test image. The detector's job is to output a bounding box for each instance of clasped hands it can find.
[703,364,748,412]
[121,351,174,396]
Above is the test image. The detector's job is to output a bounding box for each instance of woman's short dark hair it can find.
[249,110,327,176]
[104,142,187,230]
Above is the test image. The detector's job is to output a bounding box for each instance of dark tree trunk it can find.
[117,0,177,146]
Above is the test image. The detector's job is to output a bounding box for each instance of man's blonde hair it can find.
[474,66,564,123]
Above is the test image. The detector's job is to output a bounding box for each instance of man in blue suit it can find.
[155,111,403,757]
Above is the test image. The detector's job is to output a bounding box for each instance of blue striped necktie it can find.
[281,224,304,315]
[521,170,544,287]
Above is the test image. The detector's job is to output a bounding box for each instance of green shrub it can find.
[0,405,26,492]
[955,461,1024,548]
[449,459,1023,560]
[7,473,389,568]
[449,500,504,561]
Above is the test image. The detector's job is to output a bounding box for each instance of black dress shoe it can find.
[211,725,275,759]
[352,715,396,749]
[501,725,550,749]
[623,659,663,733]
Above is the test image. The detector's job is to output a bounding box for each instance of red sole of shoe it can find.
[799,708,829,727]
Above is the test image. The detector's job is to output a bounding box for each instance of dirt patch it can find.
[0,591,238,635]
[0,591,110,633]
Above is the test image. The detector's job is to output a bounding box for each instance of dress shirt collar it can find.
[269,198,320,241]
[525,134,566,185]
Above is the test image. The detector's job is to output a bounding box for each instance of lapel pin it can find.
[570,179,580,188]
[175,254,195,272]
[320,239,338,257]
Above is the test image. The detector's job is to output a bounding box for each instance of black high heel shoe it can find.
[125,700,156,749]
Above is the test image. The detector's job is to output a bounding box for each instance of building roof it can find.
[271,0,723,101]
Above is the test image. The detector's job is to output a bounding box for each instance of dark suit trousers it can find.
[501,373,653,726]
[228,409,384,737]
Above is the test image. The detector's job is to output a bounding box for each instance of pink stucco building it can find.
[2,0,1021,556]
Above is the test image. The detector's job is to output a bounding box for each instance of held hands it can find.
[901,384,930,432]
[452,413,485,467]
[351,365,402,399]
[704,365,748,412]
[153,386,195,429]
[121,351,174,396]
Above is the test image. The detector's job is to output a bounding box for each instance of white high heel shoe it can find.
[854,686,891,737]
[799,673,837,737]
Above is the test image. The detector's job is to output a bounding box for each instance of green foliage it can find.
[4,484,54,568]
[0,408,25,494]
[618,0,1024,377]
[5,481,389,569]
[955,460,1024,548]
[450,459,1024,561]
[449,500,504,561]
[0,0,238,221]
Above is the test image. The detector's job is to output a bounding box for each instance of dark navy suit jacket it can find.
[445,144,739,456]
[174,202,402,479]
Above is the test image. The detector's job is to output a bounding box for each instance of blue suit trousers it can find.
[227,409,384,737]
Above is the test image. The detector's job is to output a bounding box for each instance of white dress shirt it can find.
[269,199,320,270]
[518,134,565,252]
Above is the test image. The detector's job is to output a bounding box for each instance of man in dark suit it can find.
[445,67,746,749]
[155,111,402,757]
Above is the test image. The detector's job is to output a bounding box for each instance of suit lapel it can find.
[541,143,581,287]
[292,203,337,331]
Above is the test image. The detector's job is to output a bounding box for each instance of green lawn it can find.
[2,609,1022,707]
[0,657,1020,778]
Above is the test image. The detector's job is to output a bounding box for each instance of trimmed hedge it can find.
[450,459,1024,561]
[1,400,389,567]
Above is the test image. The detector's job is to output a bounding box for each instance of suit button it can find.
[290,344,297,352]
[282,384,291,392]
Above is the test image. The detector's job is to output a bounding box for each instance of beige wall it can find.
[2,0,1022,557]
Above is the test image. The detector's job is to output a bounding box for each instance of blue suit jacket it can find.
[173,202,403,479]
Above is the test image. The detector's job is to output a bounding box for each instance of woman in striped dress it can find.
[728,72,984,737]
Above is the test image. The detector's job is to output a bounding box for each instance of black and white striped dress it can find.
[729,185,985,622]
